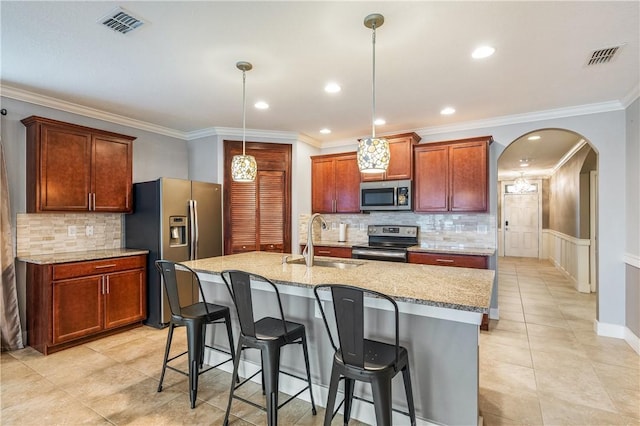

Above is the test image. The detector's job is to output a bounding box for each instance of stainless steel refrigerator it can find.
[124,178,222,328]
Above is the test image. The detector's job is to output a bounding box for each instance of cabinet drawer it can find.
[300,245,352,259]
[53,255,145,280]
[408,252,488,269]
[260,243,284,253]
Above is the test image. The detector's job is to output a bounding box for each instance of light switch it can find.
[85,225,94,236]
[67,225,76,237]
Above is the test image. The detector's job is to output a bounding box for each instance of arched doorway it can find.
[497,128,599,294]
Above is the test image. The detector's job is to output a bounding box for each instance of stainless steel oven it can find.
[351,225,418,263]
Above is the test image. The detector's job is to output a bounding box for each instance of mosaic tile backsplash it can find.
[299,212,496,249]
[16,213,122,257]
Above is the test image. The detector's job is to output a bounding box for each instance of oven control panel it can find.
[368,225,418,238]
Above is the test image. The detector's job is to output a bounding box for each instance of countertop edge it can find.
[17,248,149,265]
[299,241,496,256]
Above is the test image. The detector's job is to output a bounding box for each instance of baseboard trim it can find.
[595,320,626,338]
[624,327,640,355]
[489,308,499,320]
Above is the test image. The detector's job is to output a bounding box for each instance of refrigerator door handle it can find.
[193,199,199,260]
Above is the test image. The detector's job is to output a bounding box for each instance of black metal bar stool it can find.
[221,270,317,426]
[314,284,416,426]
[155,260,236,409]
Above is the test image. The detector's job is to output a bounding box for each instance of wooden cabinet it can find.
[299,245,352,259]
[21,116,135,213]
[408,251,490,329]
[414,136,492,213]
[311,152,361,213]
[361,132,421,181]
[27,255,146,355]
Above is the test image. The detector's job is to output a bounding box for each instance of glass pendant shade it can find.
[357,13,390,173]
[231,154,257,182]
[357,137,390,173]
[232,61,257,183]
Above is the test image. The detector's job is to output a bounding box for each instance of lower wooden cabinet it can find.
[299,245,352,259]
[27,254,146,354]
[408,251,490,330]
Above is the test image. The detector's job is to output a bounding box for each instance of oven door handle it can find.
[351,248,407,259]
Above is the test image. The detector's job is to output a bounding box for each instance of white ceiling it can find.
[1,1,638,170]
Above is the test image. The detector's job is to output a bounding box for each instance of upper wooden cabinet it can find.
[360,132,421,182]
[414,136,492,213]
[21,116,135,213]
[311,152,360,213]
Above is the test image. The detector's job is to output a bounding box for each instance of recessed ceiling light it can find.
[519,158,531,167]
[441,107,456,115]
[254,101,269,109]
[324,82,341,93]
[320,128,331,134]
[374,118,386,126]
[472,45,495,59]
[527,135,541,141]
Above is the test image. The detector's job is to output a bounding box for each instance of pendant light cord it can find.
[371,22,377,139]
[242,70,247,156]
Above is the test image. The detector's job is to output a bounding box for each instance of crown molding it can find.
[1,84,187,139]
[550,139,588,175]
[184,126,314,144]
[414,100,626,137]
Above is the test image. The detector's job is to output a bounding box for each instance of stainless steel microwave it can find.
[360,179,412,211]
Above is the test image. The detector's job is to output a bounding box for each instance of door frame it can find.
[500,178,543,259]
[590,170,598,293]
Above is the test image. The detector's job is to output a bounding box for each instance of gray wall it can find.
[549,144,594,238]
[625,98,639,337]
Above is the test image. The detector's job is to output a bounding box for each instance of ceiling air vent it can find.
[98,7,144,34]
[586,46,621,66]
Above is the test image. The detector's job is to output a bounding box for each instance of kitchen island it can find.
[183,251,494,425]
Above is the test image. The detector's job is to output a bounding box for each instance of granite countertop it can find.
[17,248,149,265]
[183,251,494,314]
[300,240,495,256]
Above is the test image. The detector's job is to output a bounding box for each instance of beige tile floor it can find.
[1,257,638,425]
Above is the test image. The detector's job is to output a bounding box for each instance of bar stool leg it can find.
[402,364,417,426]
[300,333,317,414]
[324,365,341,426]
[371,377,393,426]
[261,345,281,426]
[186,320,203,409]
[343,377,355,424]
[157,323,175,392]
[223,312,239,383]
[223,339,245,426]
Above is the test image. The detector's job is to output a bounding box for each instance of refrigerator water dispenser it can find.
[169,216,187,247]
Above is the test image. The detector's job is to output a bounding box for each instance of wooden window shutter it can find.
[259,171,285,251]
[230,178,257,252]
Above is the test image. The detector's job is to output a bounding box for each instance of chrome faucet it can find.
[303,213,327,267]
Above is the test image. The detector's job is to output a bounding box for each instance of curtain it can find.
[0,141,23,351]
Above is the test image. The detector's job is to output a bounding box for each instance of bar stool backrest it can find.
[155,260,210,317]
[314,284,401,371]
[221,270,290,339]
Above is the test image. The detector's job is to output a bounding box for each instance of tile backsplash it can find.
[16,213,122,257]
[299,212,496,249]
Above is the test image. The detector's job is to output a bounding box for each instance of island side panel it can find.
[199,274,479,426]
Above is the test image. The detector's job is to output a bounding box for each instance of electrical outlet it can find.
[331,222,337,230]
[67,225,76,237]
[360,223,366,231]
[85,225,94,236]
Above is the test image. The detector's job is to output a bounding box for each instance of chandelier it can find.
[513,172,535,193]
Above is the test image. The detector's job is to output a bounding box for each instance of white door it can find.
[504,193,539,257]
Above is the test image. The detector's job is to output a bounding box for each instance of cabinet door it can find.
[40,124,92,211]
[52,276,103,344]
[450,141,488,212]
[104,269,146,329]
[385,136,416,180]
[334,154,361,213]
[414,145,449,212]
[92,135,133,212]
[311,157,337,213]
[407,252,488,269]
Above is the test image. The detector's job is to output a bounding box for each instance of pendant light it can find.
[231,61,258,182]
[357,13,390,174]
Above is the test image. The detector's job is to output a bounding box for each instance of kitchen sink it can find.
[285,257,364,269]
